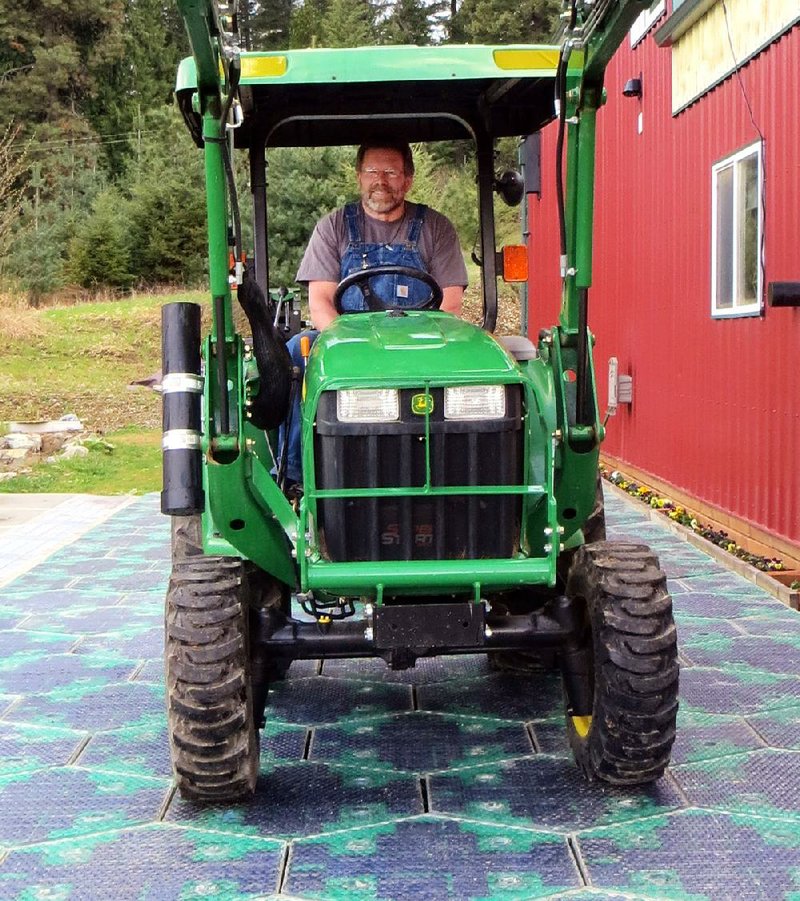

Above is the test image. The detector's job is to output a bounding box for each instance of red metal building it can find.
[527,0,800,562]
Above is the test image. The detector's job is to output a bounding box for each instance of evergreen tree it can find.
[88,0,189,177]
[290,0,329,48]
[382,0,443,46]
[319,0,376,47]
[452,0,559,44]
[66,188,134,289]
[0,2,126,143]
[125,108,208,286]
[239,0,294,50]
[7,144,108,304]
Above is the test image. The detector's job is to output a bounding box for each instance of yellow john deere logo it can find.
[411,393,434,415]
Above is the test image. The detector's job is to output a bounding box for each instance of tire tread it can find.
[565,540,679,785]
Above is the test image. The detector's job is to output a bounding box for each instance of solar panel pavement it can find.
[0,490,798,899]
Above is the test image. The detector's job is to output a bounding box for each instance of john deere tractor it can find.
[163,0,678,801]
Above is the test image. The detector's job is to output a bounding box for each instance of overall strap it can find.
[343,202,361,244]
[406,204,428,244]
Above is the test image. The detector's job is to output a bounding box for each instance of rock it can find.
[0,471,19,481]
[0,448,29,462]
[2,433,42,452]
[9,416,83,434]
[41,433,73,456]
[60,444,89,460]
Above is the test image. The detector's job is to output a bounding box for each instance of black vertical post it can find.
[161,302,204,515]
[476,130,498,333]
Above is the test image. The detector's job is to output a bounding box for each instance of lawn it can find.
[0,289,205,494]
[0,289,207,432]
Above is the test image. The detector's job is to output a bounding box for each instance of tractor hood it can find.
[306,312,520,390]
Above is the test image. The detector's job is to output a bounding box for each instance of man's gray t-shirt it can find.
[296,202,468,288]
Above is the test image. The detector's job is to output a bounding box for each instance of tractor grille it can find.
[314,386,523,562]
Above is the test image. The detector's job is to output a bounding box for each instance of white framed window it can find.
[711,141,763,318]
[630,0,665,47]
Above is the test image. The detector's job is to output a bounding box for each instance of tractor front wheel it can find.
[564,541,679,785]
[165,516,260,801]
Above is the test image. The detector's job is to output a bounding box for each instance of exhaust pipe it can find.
[161,302,204,516]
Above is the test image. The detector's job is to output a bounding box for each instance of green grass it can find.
[0,426,161,495]
[0,289,207,433]
[0,288,202,494]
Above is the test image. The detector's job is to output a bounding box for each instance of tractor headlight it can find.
[337,388,400,423]
[444,385,506,420]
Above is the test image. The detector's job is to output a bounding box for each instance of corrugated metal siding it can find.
[528,22,800,548]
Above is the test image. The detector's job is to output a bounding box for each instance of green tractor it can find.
[164,0,678,801]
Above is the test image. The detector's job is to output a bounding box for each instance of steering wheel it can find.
[332,265,444,313]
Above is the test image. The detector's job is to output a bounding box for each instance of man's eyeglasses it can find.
[359,167,405,181]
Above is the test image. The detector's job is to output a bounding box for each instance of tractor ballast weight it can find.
[163,0,678,802]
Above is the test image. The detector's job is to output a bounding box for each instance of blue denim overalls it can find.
[338,201,430,310]
[280,203,430,486]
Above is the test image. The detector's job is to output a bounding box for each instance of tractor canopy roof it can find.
[175,44,579,150]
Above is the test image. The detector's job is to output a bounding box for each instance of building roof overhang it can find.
[655,0,718,47]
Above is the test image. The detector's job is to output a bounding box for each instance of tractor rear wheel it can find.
[564,541,679,785]
[165,515,260,801]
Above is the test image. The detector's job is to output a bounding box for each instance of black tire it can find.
[165,515,259,801]
[564,541,679,785]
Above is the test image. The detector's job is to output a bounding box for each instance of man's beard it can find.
[362,186,404,215]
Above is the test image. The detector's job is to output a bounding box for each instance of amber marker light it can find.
[493,49,560,71]
[241,55,288,79]
[300,334,311,401]
[242,56,289,79]
[501,245,528,282]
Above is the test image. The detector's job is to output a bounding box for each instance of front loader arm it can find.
[558,0,651,327]
[177,0,229,107]
[177,0,239,388]
[552,0,650,445]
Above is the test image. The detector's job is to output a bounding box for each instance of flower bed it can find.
[602,466,799,590]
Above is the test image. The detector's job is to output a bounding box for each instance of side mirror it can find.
[494,170,524,207]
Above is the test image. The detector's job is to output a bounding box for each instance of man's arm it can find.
[309,281,339,330]
[426,210,468,315]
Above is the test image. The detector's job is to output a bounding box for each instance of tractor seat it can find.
[497,334,538,361]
